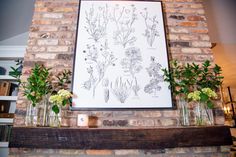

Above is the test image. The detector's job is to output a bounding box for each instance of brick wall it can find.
[11,0,229,156]
[14,0,224,128]
[9,146,231,157]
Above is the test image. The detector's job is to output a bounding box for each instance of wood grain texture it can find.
[9,126,232,149]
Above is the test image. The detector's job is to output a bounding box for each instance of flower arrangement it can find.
[21,63,73,127]
[163,60,223,126]
[163,60,223,104]
[49,89,73,114]
[187,88,217,109]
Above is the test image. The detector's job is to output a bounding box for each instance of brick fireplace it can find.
[9,0,231,156]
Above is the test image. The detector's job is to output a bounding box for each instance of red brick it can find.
[86,150,113,155]
[191,29,208,34]
[187,15,205,21]
[32,19,52,25]
[179,22,198,27]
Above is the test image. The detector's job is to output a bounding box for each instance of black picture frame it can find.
[71,0,173,110]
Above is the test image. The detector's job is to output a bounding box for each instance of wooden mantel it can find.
[9,126,232,149]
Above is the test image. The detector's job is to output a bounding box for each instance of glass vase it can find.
[25,103,37,127]
[178,98,190,126]
[194,102,214,126]
[37,95,50,127]
[49,104,61,127]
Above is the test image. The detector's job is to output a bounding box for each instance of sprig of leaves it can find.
[9,59,23,85]
[22,64,51,107]
[197,60,224,91]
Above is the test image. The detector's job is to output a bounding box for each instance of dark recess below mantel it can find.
[9,126,232,149]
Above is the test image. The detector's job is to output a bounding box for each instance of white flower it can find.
[58,89,72,99]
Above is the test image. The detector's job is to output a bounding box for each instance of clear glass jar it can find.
[194,102,214,126]
[25,103,37,127]
[48,104,61,127]
[37,95,50,127]
[178,98,190,126]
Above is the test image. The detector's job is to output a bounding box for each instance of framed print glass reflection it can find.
[72,0,173,109]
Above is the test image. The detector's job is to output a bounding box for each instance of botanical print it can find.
[140,8,159,47]
[110,4,137,48]
[84,5,109,42]
[72,1,172,108]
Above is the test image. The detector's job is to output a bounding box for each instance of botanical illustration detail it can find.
[111,77,133,103]
[140,8,159,47]
[121,47,142,96]
[84,5,109,42]
[121,47,142,78]
[144,57,163,97]
[110,4,138,47]
[83,41,117,97]
[102,78,110,103]
[132,77,140,97]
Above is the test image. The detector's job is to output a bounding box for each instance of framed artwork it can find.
[71,0,173,109]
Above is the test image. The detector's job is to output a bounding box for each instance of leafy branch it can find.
[22,64,51,107]
[9,59,23,86]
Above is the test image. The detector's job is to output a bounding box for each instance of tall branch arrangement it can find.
[163,60,224,108]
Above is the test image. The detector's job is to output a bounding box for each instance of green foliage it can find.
[52,104,60,114]
[9,59,23,85]
[163,60,224,101]
[56,70,72,89]
[22,64,51,107]
[197,60,224,91]
[51,70,72,93]
[163,60,199,98]
[200,92,214,109]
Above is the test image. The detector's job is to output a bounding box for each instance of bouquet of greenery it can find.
[162,60,200,100]
[22,64,51,107]
[163,60,223,106]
